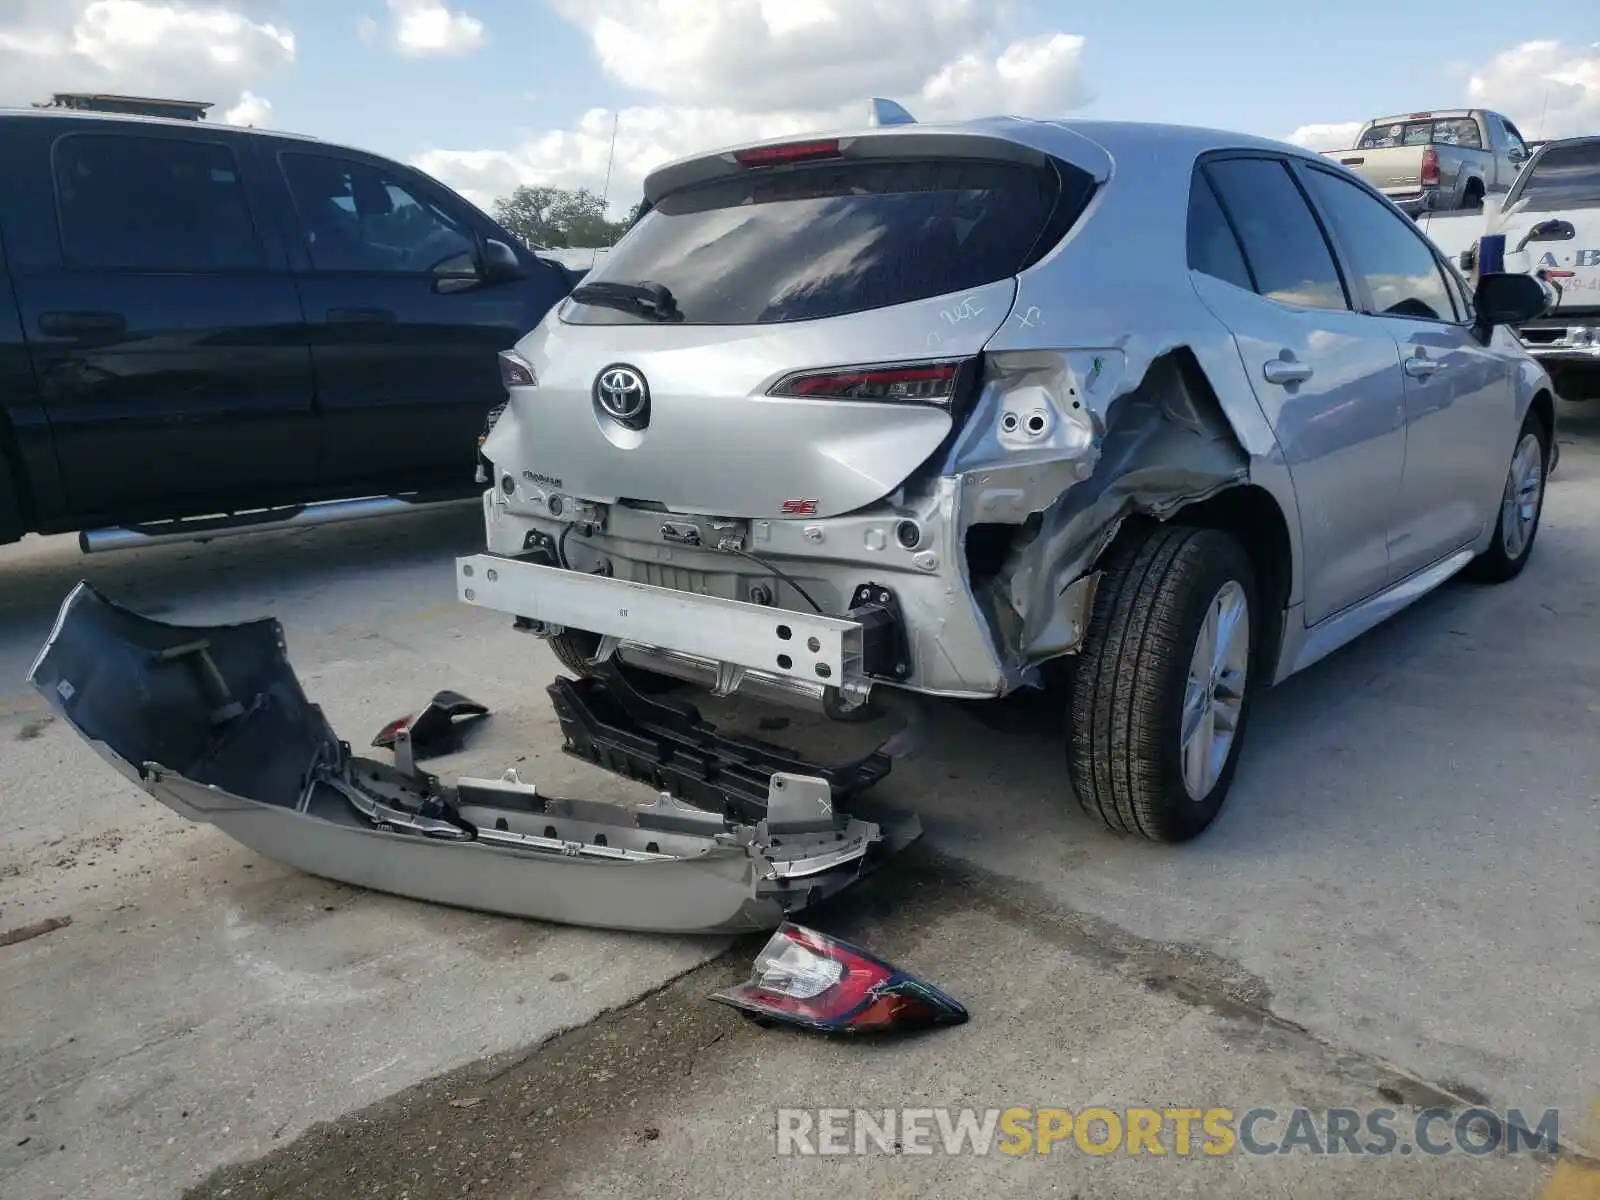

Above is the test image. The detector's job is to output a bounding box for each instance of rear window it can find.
[563,156,1093,326]
[1505,141,1600,212]
[1357,118,1482,150]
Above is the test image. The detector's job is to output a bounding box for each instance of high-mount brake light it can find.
[499,350,536,389]
[709,923,968,1034]
[769,360,969,406]
[733,139,842,167]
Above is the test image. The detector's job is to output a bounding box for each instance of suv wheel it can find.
[1465,410,1548,583]
[1067,524,1259,842]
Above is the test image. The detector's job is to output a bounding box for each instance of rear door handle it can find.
[37,310,126,338]
[1262,358,1314,386]
[1404,356,1440,379]
[327,307,398,324]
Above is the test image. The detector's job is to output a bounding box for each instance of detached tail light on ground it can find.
[709,922,968,1034]
[769,359,976,409]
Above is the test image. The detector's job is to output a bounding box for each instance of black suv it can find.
[0,108,572,547]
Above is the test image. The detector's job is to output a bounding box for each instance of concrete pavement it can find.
[4,405,1599,1198]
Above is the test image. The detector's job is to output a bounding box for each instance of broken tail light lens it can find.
[499,350,537,389]
[768,359,974,409]
[733,139,841,167]
[709,923,968,1034]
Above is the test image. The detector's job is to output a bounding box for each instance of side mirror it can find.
[1473,271,1553,333]
[1507,146,1527,163]
[1515,219,1576,252]
[431,249,481,294]
[481,238,525,283]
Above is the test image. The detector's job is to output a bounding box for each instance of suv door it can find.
[271,148,566,495]
[6,122,317,522]
[1188,154,1410,625]
[1296,161,1512,578]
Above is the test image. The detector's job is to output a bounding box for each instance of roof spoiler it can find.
[868,97,917,127]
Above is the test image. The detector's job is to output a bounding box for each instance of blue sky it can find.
[1,1,1595,211]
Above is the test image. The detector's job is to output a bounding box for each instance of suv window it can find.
[1303,166,1458,321]
[281,152,476,272]
[1203,158,1349,311]
[52,133,263,271]
[564,156,1095,326]
[1186,172,1253,290]
[1503,140,1600,212]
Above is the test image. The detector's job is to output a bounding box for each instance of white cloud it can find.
[382,0,485,57]
[0,1,294,110]
[222,88,272,126]
[1466,40,1600,140]
[419,1,1094,217]
[1281,121,1365,152]
[1282,39,1600,151]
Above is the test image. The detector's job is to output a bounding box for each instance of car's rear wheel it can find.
[1465,410,1548,584]
[1066,524,1259,842]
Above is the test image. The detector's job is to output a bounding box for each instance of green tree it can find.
[491,185,632,249]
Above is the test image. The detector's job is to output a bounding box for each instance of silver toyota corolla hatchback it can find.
[463,113,1558,843]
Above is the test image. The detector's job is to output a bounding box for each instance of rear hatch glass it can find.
[564,155,1094,326]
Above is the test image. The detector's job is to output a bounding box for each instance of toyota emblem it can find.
[594,364,650,428]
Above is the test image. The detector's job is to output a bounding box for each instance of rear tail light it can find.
[709,923,968,1034]
[769,358,976,409]
[499,350,536,389]
[1420,147,1441,188]
[733,139,841,167]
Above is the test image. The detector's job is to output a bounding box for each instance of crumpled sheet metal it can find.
[26,581,917,936]
[947,348,1251,667]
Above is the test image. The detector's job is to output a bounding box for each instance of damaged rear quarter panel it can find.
[953,134,1304,670]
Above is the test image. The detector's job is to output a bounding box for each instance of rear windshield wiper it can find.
[569,279,681,320]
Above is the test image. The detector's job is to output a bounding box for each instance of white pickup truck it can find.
[1417,135,1600,400]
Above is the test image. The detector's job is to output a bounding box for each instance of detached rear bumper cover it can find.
[27,583,916,935]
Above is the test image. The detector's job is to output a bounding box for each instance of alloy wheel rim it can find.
[1180,580,1250,802]
[1500,432,1544,561]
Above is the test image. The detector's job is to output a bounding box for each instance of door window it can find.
[52,133,264,271]
[1202,157,1350,311]
[1186,172,1254,290]
[1301,166,1458,321]
[280,153,476,272]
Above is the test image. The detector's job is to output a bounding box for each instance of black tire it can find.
[0,448,23,545]
[546,628,684,694]
[1464,409,1549,584]
[1067,524,1260,842]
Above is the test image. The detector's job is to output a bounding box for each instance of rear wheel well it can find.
[1160,485,1293,683]
[1464,178,1485,205]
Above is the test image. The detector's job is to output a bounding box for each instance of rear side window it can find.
[1505,141,1600,212]
[1358,118,1482,150]
[1301,167,1457,321]
[1203,158,1349,311]
[565,156,1094,325]
[1186,172,1253,290]
[52,133,263,271]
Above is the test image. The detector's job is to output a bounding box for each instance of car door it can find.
[271,147,561,495]
[1296,161,1513,579]
[1189,154,1410,626]
[6,120,317,522]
